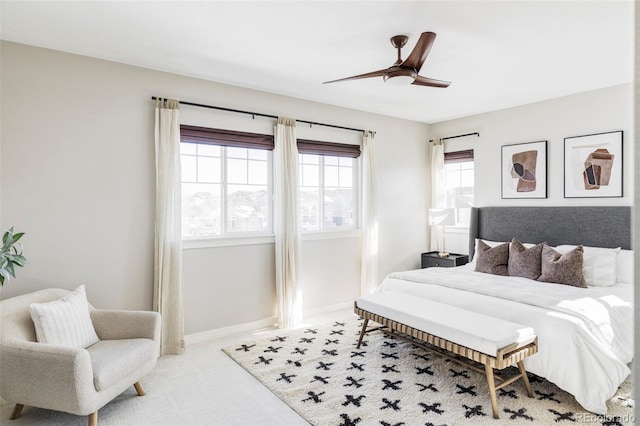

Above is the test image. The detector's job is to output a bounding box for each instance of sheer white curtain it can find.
[360,131,378,295]
[274,117,302,328]
[153,98,185,355]
[430,139,446,251]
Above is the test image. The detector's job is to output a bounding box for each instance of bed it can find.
[375,206,633,414]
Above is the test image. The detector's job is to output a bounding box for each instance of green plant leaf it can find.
[0,227,27,285]
[11,232,25,244]
[7,254,28,266]
[5,262,15,278]
[2,231,11,248]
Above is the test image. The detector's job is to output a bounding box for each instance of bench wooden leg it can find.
[10,404,24,420]
[356,318,369,349]
[517,361,534,398]
[133,381,146,396]
[484,362,499,419]
[88,411,97,426]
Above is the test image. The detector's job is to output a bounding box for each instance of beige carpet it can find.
[223,316,634,425]
[0,324,312,425]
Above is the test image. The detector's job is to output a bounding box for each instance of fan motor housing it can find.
[383,67,417,84]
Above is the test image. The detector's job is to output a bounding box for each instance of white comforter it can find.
[376,264,633,414]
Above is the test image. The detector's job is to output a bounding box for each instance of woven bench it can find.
[354,291,538,419]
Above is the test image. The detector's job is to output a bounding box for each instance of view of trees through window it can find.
[300,154,355,231]
[181,135,357,238]
[181,143,270,237]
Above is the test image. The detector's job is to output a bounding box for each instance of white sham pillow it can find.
[29,285,99,348]
[616,249,634,284]
[556,245,620,287]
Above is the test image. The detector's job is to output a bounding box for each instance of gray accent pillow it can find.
[508,238,544,280]
[538,244,587,288]
[474,240,509,276]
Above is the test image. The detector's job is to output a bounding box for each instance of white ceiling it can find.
[0,1,634,123]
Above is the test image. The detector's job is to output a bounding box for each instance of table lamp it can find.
[428,208,456,257]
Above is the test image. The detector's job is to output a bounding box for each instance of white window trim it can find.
[182,144,273,238]
[182,228,362,250]
[183,234,276,249]
[182,150,362,248]
[300,154,359,233]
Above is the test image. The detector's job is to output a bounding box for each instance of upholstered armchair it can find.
[0,288,161,425]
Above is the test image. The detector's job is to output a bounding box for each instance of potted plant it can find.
[0,227,28,286]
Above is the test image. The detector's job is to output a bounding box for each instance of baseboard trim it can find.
[185,301,354,346]
[185,316,278,346]
[303,301,353,319]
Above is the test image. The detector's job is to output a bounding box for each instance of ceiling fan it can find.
[323,32,451,88]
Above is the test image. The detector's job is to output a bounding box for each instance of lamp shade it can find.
[428,208,456,227]
[447,188,474,208]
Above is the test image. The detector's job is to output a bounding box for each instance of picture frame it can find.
[501,140,547,199]
[564,130,623,198]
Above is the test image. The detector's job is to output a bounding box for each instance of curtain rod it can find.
[152,97,370,134]
[429,132,479,143]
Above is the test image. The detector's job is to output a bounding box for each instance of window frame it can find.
[298,140,360,233]
[180,125,274,241]
[443,149,474,228]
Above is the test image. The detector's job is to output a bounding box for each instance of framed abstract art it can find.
[564,130,623,198]
[501,140,547,199]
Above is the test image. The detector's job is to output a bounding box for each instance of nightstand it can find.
[421,251,469,268]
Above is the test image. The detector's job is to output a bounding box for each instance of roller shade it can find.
[297,139,361,158]
[180,125,274,150]
[444,149,474,164]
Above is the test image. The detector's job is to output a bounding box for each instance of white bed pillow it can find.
[29,285,99,348]
[556,245,620,287]
[616,249,634,284]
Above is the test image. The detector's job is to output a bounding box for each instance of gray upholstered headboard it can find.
[469,206,632,261]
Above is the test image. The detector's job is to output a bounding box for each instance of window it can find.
[443,149,474,227]
[297,139,360,232]
[180,125,273,238]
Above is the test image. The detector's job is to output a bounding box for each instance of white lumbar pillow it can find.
[617,249,634,284]
[556,245,620,287]
[29,285,100,348]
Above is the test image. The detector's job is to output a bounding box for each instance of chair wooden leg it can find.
[133,381,146,396]
[88,411,97,426]
[10,404,24,420]
[518,360,534,398]
[484,362,499,419]
[356,318,369,349]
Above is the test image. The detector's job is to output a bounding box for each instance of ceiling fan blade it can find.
[401,32,436,73]
[323,68,389,84]
[412,75,451,88]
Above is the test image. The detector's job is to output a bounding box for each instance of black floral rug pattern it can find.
[223,316,634,425]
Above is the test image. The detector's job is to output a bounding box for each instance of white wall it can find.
[432,84,634,255]
[0,42,430,334]
[7,42,627,334]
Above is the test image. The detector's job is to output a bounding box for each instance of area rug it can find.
[223,315,634,425]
